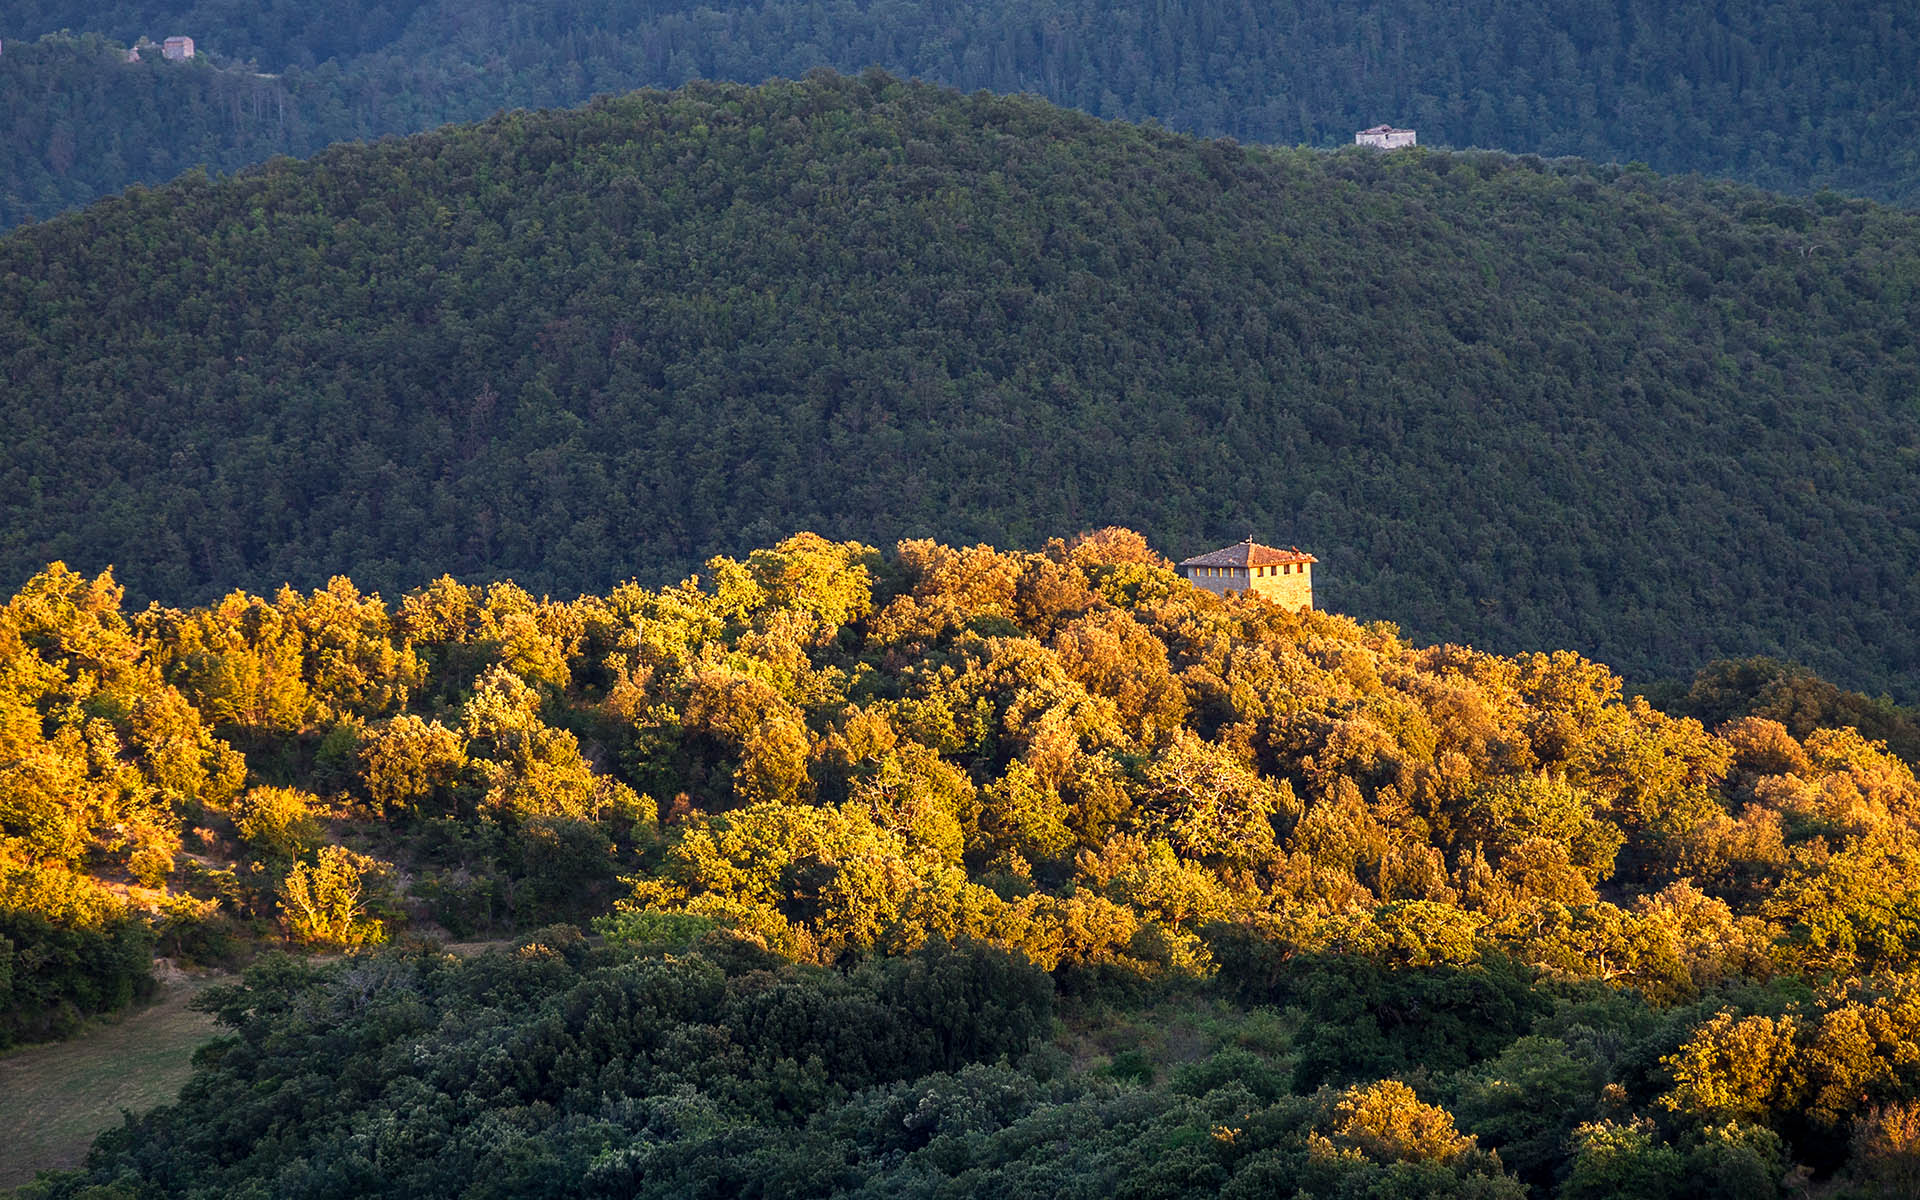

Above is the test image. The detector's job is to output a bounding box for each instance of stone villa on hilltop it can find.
[124,35,195,61]
[1177,538,1315,609]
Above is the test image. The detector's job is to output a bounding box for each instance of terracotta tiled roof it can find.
[1177,538,1316,569]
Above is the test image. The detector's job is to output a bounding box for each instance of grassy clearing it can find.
[0,968,223,1190]
[1056,988,1297,1087]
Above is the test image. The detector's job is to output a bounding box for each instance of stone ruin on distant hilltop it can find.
[1356,124,1416,149]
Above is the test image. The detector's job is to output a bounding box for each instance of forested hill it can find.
[16,533,1920,1194]
[4,74,1920,695]
[4,0,1920,227]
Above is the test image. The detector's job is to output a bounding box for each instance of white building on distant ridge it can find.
[162,35,194,59]
[1355,124,1416,149]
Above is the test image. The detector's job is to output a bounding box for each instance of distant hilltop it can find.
[3,0,1920,228]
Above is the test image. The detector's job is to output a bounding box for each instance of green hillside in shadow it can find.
[3,73,1918,692]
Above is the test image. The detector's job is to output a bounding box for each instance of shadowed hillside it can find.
[3,74,1919,692]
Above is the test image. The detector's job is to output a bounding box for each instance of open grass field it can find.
[0,968,223,1190]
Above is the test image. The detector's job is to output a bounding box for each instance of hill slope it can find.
[16,531,1920,1193]
[2,0,1919,227]
[3,74,1919,692]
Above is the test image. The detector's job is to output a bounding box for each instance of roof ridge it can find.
[1176,539,1317,568]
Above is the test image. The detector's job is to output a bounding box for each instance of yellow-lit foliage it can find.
[1316,1079,1477,1164]
[232,785,323,862]
[16,526,1920,1157]
[278,844,389,947]
[359,714,471,817]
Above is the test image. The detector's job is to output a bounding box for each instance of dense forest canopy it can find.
[3,75,1919,694]
[2,0,1919,227]
[12,529,1920,1195]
